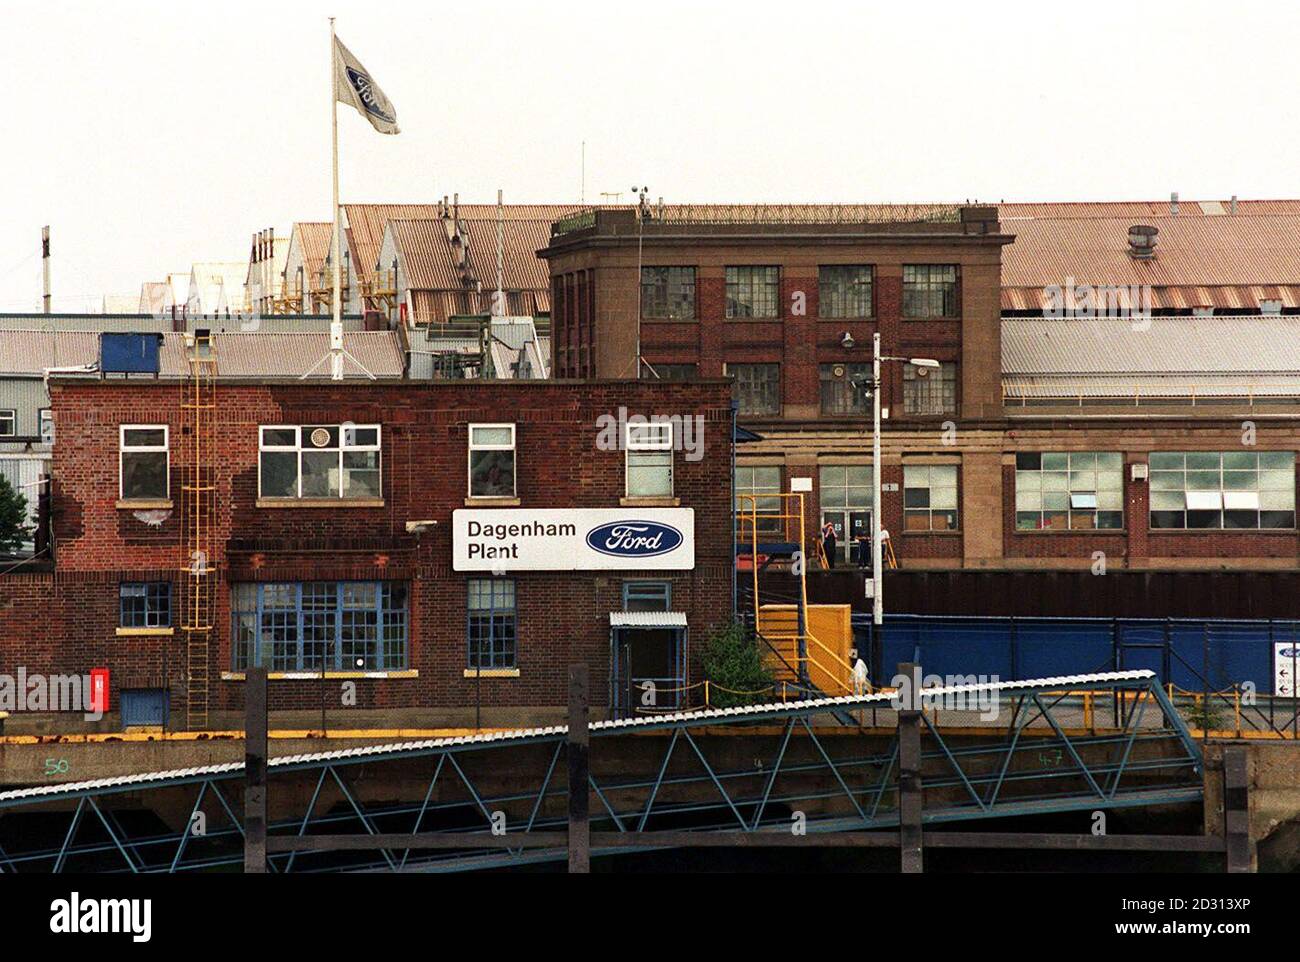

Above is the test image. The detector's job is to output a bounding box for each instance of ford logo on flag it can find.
[586,521,683,558]
[345,67,396,123]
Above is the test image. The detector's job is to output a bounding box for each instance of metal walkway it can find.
[0,670,1204,873]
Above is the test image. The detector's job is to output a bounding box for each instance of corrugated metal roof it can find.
[0,669,1156,805]
[1002,316,1300,400]
[0,330,99,374]
[294,222,334,283]
[998,203,1300,311]
[610,611,688,627]
[344,203,582,287]
[1002,316,1300,375]
[1,330,405,379]
[1000,199,1300,219]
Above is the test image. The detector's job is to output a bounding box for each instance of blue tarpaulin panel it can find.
[100,333,162,374]
[858,613,1297,692]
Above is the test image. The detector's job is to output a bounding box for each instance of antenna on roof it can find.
[41,226,51,314]
[495,188,505,318]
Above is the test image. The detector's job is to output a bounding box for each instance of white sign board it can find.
[1275,642,1300,696]
[453,508,695,571]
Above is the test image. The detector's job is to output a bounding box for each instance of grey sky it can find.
[3,0,1297,312]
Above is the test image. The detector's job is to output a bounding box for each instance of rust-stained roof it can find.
[343,203,582,286]
[291,221,335,287]
[388,217,553,291]
[999,206,1300,311]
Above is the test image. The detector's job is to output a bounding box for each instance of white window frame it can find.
[468,423,517,498]
[257,423,382,499]
[119,424,170,501]
[0,409,15,437]
[39,408,53,444]
[625,421,674,497]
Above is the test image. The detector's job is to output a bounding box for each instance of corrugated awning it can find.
[610,612,688,628]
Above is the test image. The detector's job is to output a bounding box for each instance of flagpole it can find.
[329,16,343,380]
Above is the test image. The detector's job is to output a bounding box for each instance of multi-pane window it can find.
[728,363,780,416]
[467,579,517,670]
[640,267,696,320]
[819,363,871,415]
[259,424,381,499]
[1149,452,1296,530]
[119,425,169,501]
[735,465,783,537]
[119,582,171,628]
[818,265,873,317]
[39,409,53,444]
[0,410,15,437]
[1015,452,1124,530]
[623,581,672,612]
[902,265,959,318]
[903,464,958,531]
[819,465,872,563]
[903,362,957,416]
[231,581,408,671]
[468,423,516,497]
[725,266,780,318]
[641,363,698,381]
[626,422,673,497]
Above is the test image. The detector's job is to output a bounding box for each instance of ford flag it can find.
[333,36,400,135]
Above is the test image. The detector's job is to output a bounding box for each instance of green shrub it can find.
[701,622,775,708]
[0,475,30,554]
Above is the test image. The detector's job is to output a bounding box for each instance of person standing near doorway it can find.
[820,520,838,568]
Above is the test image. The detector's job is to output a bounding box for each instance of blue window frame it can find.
[467,579,516,669]
[622,581,672,612]
[120,582,172,628]
[231,581,408,671]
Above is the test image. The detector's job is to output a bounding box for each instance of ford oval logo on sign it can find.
[1279,648,1300,659]
[586,521,684,558]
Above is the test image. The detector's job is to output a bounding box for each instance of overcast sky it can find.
[3,0,1297,311]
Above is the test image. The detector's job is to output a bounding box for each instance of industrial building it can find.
[0,331,732,731]
[539,201,1300,576]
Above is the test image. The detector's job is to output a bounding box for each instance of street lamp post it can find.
[868,333,939,649]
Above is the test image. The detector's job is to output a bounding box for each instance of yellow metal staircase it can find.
[737,492,857,699]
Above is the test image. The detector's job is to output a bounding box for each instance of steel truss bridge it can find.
[0,670,1212,873]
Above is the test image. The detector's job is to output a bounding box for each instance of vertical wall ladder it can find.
[180,333,217,730]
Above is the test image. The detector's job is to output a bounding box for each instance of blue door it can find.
[120,688,170,728]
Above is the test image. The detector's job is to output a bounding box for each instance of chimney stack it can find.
[1230,195,1238,215]
[1170,191,1179,216]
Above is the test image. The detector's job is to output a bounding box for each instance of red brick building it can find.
[0,374,733,731]
[540,204,1300,577]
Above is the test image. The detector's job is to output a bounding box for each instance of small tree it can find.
[701,621,774,709]
[0,475,31,554]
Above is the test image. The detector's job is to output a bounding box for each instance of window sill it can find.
[117,499,173,510]
[256,497,385,509]
[1013,529,1127,536]
[222,669,418,680]
[900,529,962,536]
[116,627,174,637]
[620,496,681,507]
[1148,529,1296,535]
[463,668,521,679]
[464,496,521,507]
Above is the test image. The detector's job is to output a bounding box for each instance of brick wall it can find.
[0,379,734,724]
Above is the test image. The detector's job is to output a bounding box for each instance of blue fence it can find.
[858,614,1300,695]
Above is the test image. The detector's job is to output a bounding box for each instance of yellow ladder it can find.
[180,333,217,730]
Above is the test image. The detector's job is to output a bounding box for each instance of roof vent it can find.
[1127,225,1158,259]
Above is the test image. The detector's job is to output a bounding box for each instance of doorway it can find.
[612,627,685,717]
